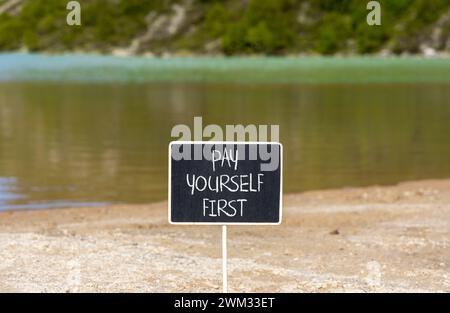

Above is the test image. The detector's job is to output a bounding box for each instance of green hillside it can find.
[0,0,449,55]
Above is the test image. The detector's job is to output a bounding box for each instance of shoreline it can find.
[2,50,450,59]
[0,179,449,292]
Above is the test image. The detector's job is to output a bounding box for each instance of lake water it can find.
[1,54,450,210]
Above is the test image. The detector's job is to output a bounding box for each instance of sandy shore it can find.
[0,179,449,292]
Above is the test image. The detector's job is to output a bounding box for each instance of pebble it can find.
[330,229,340,235]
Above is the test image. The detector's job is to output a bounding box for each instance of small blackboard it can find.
[169,142,282,225]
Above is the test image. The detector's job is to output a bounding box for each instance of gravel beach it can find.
[0,179,449,292]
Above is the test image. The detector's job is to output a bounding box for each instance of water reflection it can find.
[0,82,449,210]
[0,176,107,211]
[0,177,23,205]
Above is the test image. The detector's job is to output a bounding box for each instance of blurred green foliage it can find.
[0,0,166,51]
[222,0,296,54]
[0,0,449,54]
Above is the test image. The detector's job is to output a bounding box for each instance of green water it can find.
[3,54,450,84]
[0,55,450,210]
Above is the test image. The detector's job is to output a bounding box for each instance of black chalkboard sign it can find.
[169,142,282,224]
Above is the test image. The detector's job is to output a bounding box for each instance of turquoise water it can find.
[2,53,450,84]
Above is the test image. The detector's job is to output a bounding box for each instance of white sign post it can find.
[222,225,227,293]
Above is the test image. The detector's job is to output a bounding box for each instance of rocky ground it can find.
[0,179,449,292]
